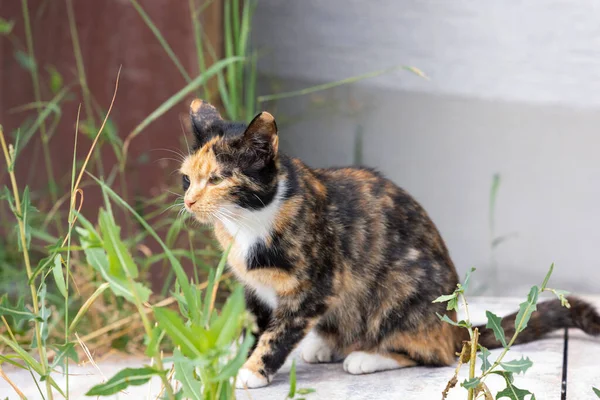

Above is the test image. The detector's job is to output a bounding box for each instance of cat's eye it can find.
[182,175,190,191]
[208,175,224,185]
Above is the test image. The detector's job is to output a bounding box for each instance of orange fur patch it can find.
[380,317,459,365]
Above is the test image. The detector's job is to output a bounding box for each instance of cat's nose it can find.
[185,199,196,208]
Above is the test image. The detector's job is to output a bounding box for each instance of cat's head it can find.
[180,99,280,223]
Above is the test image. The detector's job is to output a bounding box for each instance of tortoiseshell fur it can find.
[180,100,600,388]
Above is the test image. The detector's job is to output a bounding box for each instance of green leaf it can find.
[0,18,15,35]
[37,283,51,346]
[496,380,535,400]
[490,370,514,383]
[29,254,57,285]
[211,286,246,347]
[549,289,571,308]
[17,186,36,251]
[485,311,507,347]
[478,345,491,372]
[153,307,203,358]
[212,332,255,382]
[0,295,41,324]
[145,326,165,358]
[82,247,150,303]
[436,313,471,328]
[461,377,480,390]
[514,286,539,333]
[14,50,36,71]
[432,292,458,311]
[90,175,198,321]
[17,86,71,155]
[0,335,66,397]
[52,254,68,298]
[173,349,202,400]
[432,294,456,303]
[85,367,162,396]
[288,359,297,398]
[0,354,29,370]
[1,186,15,210]
[500,356,533,375]
[46,66,64,94]
[51,342,79,372]
[593,387,600,398]
[540,263,554,290]
[98,209,138,279]
[462,267,476,293]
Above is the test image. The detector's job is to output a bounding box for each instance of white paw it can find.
[343,351,402,375]
[235,368,270,389]
[301,332,336,363]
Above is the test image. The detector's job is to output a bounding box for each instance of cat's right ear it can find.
[189,99,222,147]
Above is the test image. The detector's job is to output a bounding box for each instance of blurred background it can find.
[1,0,598,311]
[251,0,600,295]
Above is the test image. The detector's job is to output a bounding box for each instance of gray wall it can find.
[253,0,600,295]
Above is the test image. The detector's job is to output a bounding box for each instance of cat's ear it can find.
[242,111,279,154]
[189,99,222,147]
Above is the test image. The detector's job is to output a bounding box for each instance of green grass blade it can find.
[232,0,240,49]
[51,254,67,298]
[201,243,231,326]
[129,0,191,82]
[288,359,297,398]
[223,0,238,119]
[217,72,235,120]
[69,282,110,332]
[245,51,258,121]
[188,0,210,100]
[17,85,71,158]
[0,335,66,397]
[126,56,243,143]
[258,65,427,103]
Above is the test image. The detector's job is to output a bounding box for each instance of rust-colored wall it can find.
[0,0,222,214]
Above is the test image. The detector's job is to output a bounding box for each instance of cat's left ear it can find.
[243,111,279,154]
[189,99,223,147]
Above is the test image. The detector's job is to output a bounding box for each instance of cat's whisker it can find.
[164,190,183,198]
[151,147,187,160]
[216,210,256,234]
[216,209,256,231]
[179,116,192,157]
[160,202,186,216]
[154,157,185,165]
[252,194,267,209]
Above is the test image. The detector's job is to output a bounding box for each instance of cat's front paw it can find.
[301,332,337,363]
[343,351,402,375]
[235,368,270,389]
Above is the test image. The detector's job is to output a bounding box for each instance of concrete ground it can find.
[2,296,599,399]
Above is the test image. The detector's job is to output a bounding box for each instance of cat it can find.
[180,99,600,389]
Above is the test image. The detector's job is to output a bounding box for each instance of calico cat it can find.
[180,99,600,389]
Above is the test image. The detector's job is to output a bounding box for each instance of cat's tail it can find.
[468,297,600,350]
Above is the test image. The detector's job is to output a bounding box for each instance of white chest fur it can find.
[219,180,287,309]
